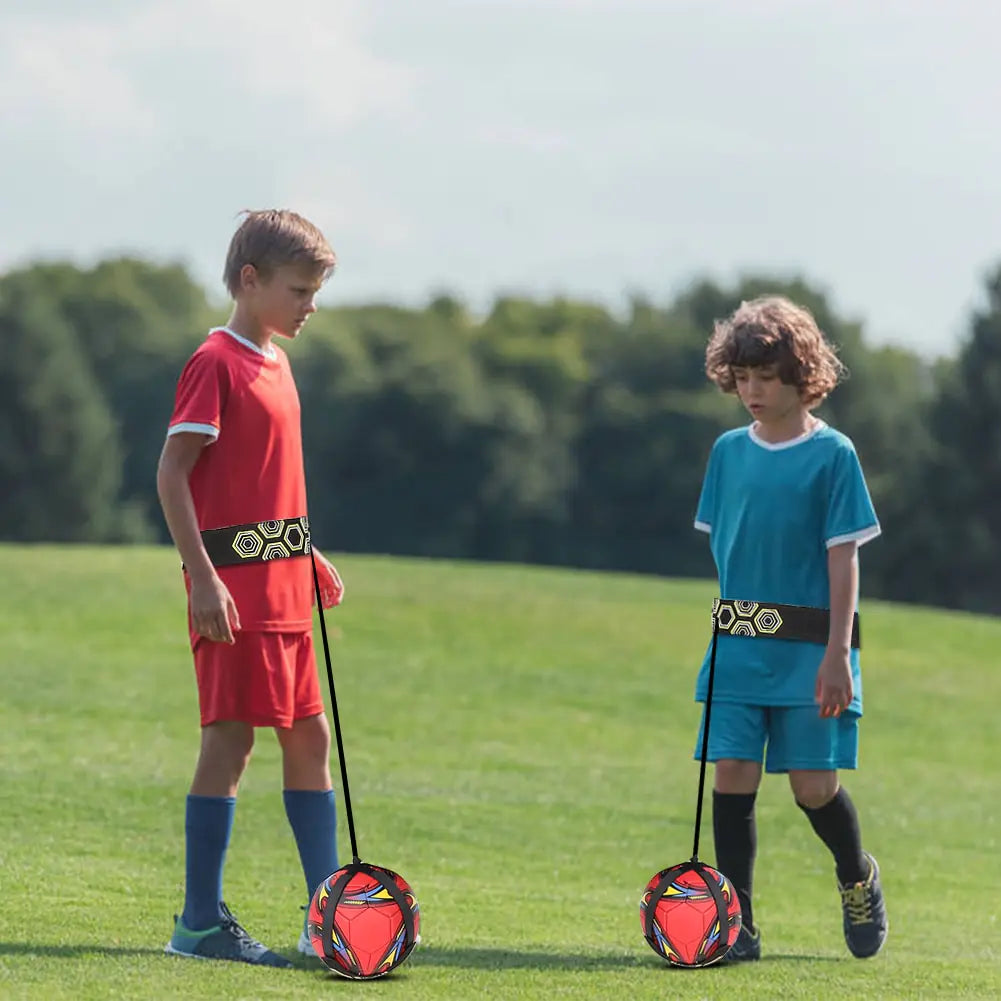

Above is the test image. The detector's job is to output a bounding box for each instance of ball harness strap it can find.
[320,861,417,970]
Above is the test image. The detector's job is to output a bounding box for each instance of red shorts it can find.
[193,630,324,729]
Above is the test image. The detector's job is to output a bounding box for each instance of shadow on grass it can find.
[0,941,844,971]
[0,942,165,959]
[411,945,845,971]
[411,944,649,971]
[759,953,844,964]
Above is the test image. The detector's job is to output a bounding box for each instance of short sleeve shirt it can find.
[693,422,880,711]
[168,328,312,635]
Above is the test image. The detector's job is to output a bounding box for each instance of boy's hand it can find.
[190,570,241,644]
[313,551,345,609]
[815,648,853,718]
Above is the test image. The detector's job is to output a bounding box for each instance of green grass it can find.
[0,544,997,1000]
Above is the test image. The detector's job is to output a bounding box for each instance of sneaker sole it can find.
[850,917,889,959]
[164,943,211,960]
[164,941,293,968]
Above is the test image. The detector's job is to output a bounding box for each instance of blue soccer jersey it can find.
[693,421,880,712]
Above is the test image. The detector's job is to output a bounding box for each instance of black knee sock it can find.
[797,786,867,885]
[712,790,757,932]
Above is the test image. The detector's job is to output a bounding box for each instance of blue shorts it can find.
[693,702,860,773]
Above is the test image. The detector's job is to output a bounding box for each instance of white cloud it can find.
[474,124,569,154]
[0,0,414,137]
[1,0,1000,354]
[286,163,415,250]
[0,19,149,132]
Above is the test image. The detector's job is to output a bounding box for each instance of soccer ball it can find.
[307,861,420,979]
[640,860,741,967]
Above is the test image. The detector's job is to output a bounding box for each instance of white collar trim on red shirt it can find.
[747,419,827,451]
[215,326,277,361]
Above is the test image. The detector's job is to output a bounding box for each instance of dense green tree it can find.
[56,259,213,535]
[914,266,1001,612]
[0,254,993,616]
[0,259,214,540]
[568,298,727,575]
[0,280,128,541]
[294,305,539,558]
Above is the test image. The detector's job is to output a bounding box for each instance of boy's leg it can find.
[169,718,290,968]
[183,721,254,930]
[783,708,867,885]
[695,702,765,953]
[271,630,336,954]
[277,712,339,906]
[774,709,887,958]
[168,634,297,967]
[790,773,867,885]
[713,762,762,935]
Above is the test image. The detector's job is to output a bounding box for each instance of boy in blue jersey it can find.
[693,296,888,961]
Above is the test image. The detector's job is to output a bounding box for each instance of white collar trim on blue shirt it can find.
[748,419,827,451]
[215,326,278,360]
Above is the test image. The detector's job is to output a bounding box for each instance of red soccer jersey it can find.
[168,328,312,635]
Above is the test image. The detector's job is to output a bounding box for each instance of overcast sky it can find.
[2,0,999,357]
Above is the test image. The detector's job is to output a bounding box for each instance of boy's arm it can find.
[156,433,241,643]
[156,433,214,580]
[826,541,858,653]
[311,548,345,608]
[815,541,858,717]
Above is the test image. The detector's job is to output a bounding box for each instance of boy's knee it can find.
[789,770,838,809]
[283,713,331,761]
[202,721,255,767]
[714,759,762,794]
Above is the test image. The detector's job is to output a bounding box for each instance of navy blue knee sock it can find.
[284,789,338,903]
[181,795,235,931]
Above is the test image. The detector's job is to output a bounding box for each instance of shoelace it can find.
[840,883,873,925]
[218,905,265,950]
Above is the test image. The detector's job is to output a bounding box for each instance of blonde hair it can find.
[705,295,846,406]
[223,209,337,297]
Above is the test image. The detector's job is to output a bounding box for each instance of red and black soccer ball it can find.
[307,861,420,979]
[640,860,742,967]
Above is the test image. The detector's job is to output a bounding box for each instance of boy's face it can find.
[243,263,324,339]
[732,364,803,424]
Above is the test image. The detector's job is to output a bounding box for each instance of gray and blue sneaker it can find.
[297,926,314,957]
[297,904,317,958]
[839,852,888,959]
[165,902,292,968]
[724,923,761,962]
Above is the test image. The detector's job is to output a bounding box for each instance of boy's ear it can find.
[239,263,259,291]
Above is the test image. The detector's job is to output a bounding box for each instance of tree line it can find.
[1,258,997,613]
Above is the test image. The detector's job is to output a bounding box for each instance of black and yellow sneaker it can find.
[839,852,888,959]
[165,902,292,968]
[724,923,761,962]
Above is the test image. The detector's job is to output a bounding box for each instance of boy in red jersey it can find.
[158,210,344,967]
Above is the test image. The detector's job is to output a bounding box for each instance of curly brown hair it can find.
[705,296,846,406]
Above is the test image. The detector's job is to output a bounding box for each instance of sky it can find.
[2,0,1000,357]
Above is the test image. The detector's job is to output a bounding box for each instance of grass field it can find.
[0,544,997,1000]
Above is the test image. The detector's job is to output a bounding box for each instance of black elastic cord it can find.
[364,864,417,959]
[692,603,720,862]
[312,551,360,864]
[644,866,681,946]
[321,864,358,966]
[691,860,729,961]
